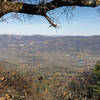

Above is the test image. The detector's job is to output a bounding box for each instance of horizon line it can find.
[0,34,100,37]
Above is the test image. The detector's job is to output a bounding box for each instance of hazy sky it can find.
[0,7,100,36]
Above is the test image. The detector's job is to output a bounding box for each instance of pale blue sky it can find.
[0,7,100,36]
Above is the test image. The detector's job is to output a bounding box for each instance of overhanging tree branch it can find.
[44,14,57,27]
[0,0,100,26]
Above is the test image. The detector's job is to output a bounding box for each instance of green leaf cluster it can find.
[93,61,100,95]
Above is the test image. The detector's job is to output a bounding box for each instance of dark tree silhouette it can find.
[0,0,100,27]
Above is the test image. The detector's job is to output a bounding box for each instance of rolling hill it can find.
[0,34,100,74]
[0,34,100,54]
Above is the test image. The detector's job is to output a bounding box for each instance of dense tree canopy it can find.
[0,0,100,27]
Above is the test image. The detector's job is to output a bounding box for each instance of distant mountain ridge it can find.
[0,34,100,54]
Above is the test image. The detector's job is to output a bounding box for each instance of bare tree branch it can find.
[0,0,100,26]
[44,14,57,27]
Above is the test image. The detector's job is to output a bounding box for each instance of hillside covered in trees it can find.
[0,35,99,100]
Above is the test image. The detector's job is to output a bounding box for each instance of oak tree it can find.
[0,0,100,27]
